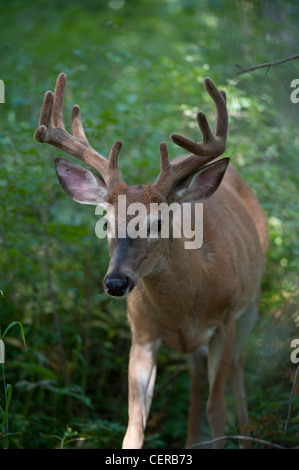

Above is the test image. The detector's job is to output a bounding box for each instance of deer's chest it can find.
[153,305,217,354]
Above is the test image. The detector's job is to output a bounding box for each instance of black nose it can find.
[103,274,134,297]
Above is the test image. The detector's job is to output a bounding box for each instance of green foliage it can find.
[0,0,298,448]
[0,321,26,448]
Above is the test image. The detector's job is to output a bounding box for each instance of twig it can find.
[235,54,299,76]
[191,435,287,449]
[285,365,299,435]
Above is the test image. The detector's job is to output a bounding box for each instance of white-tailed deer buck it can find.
[35,73,268,449]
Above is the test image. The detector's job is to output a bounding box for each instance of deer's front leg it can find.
[122,339,161,449]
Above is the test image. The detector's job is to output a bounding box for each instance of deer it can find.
[34,73,268,449]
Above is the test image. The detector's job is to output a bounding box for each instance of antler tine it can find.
[153,78,228,197]
[37,90,54,130]
[52,72,66,129]
[206,82,227,140]
[153,142,179,195]
[159,142,171,172]
[170,77,227,157]
[34,73,124,189]
[107,140,124,186]
[108,140,122,170]
[72,104,89,146]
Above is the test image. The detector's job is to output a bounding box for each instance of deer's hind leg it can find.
[185,346,208,448]
[230,296,259,448]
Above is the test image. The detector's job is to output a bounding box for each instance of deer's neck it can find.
[139,237,208,312]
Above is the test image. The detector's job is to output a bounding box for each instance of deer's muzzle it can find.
[103,273,135,297]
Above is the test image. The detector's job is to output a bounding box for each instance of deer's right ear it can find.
[54,158,108,205]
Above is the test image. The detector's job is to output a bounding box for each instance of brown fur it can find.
[110,163,269,449]
[35,73,268,450]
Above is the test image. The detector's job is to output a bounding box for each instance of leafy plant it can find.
[0,321,27,448]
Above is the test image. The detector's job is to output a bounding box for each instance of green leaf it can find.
[1,321,27,350]
[5,384,12,418]
[12,362,57,380]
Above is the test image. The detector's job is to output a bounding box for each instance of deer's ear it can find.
[54,158,107,205]
[175,158,229,203]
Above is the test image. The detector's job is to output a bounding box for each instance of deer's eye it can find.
[155,219,162,232]
[148,218,163,238]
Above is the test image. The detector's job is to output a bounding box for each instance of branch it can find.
[191,434,287,449]
[235,54,299,76]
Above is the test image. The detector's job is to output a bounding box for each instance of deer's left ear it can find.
[175,157,230,203]
[54,158,108,205]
